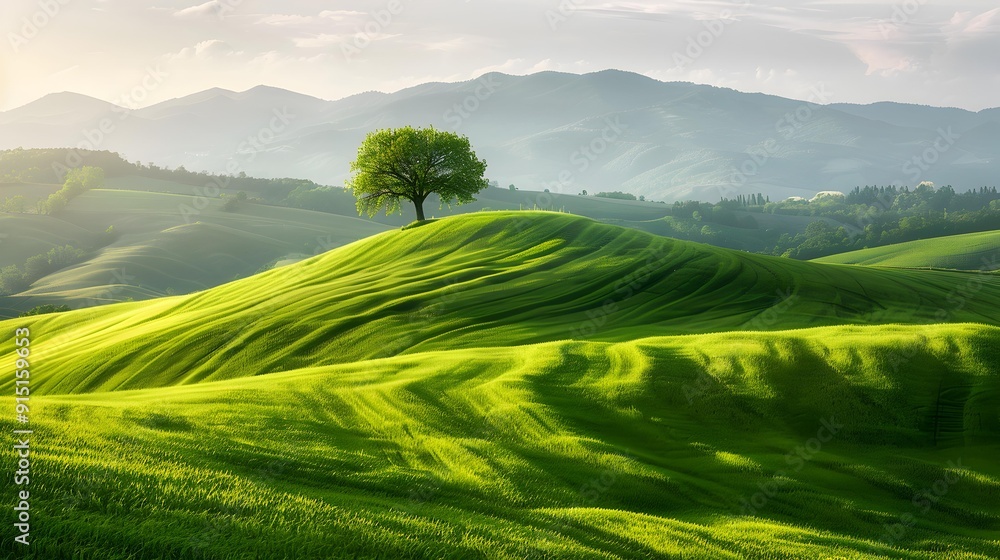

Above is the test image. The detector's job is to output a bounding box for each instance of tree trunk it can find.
[413,198,426,221]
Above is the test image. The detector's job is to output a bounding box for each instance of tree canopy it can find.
[347,126,488,221]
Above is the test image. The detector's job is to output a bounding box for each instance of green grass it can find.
[2,177,852,317]
[0,181,61,207]
[8,212,1000,394]
[0,188,390,316]
[0,214,97,269]
[814,231,1000,271]
[2,212,998,558]
[605,212,842,253]
[3,324,998,558]
[105,174,674,224]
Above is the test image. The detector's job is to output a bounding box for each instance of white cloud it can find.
[318,10,366,20]
[293,32,399,49]
[173,1,220,19]
[956,8,1000,36]
[256,11,365,27]
[292,34,344,48]
[848,43,921,77]
[164,40,241,62]
[422,37,467,52]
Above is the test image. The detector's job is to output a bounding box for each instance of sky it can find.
[1,0,998,112]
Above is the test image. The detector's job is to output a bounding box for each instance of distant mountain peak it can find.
[0,91,118,121]
[237,85,328,103]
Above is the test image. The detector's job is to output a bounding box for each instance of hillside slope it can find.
[814,231,1000,271]
[0,188,390,316]
[6,324,999,558]
[7,212,1000,395]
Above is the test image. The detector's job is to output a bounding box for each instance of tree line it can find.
[667,182,1000,258]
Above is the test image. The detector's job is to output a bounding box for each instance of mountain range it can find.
[2,70,998,202]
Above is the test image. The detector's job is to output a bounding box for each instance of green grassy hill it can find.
[814,231,1000,271]
[3,324,998,558]
[0,213,98,268]
[2,176,866,318]
[8,212,1000,394]
[0,181,61,207]
[3,212,999,558]
[0,188,390,316]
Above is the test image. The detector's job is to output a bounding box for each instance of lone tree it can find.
[347,126,488,222]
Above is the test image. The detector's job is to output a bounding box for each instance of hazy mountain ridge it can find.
[2,71,998,201]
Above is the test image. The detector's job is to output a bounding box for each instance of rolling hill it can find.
[1,71,998,201]
[2,173,862,318]
[1,212,998,558]
[0,187,390,316]
[8,212,1000,394]
[814,231,1000,271]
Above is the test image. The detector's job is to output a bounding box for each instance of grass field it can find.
[0,214,99,268]
[2,212,998,558]
[8,212,1000,393]
[2,177,856,317]
[104,175,675,225]
[3,325,998,558]
[814,231,1000,271]
[0,182,61,208]
[0,188,389,316]
[2,177,679,316]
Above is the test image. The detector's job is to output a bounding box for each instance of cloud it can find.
[950,7,1000,36]
[4,0,999,112]
[581,0,751,21]
[849,45,921,77]
[248,50,334,66]
[471,59,528,76]
[293,32,399,49]
[164,40,241,61]
[255,11,365,27]
[292,34,344,48]
[48,65,81,79]
[319,10,366,21]
[422,37,467,52]
[173,1,221,19]
[527,59,558,73]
